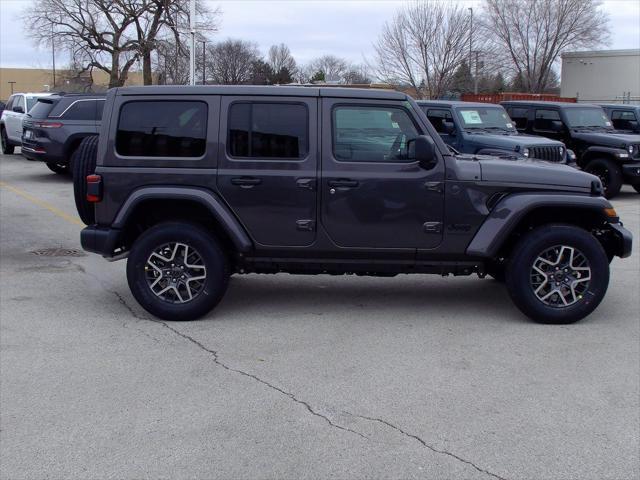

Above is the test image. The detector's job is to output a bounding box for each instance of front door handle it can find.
[231,177,262,187]
[328,179,359,188]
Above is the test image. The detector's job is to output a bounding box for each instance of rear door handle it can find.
[328,179,359,188]
[231,177,262,187]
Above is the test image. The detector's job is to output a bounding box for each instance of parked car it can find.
[600,104,640,133]
[502,101,640,197]
[0,92,53,154]
[73,85,631,324]
[0,101,6,114]
[21,94,105,174]
[417,100,574,164]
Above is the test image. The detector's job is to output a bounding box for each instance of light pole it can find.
[189,0,196,85]
[468,7,473,93]
[51,23,56,89]
[200,40,206,85]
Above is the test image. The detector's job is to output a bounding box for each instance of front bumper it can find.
[621,162,640,184]
[81,226,123,257]
[609,222,633,258]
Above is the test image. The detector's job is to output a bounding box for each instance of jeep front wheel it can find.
[506,224,609,324]
[585,158,622,199]
[126,222,230,321]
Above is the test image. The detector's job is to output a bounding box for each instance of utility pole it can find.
[189,0,196,85]
[200,40,206,85]
[468,7,473,94]
[474,51,479,94]
[51,24,56,89]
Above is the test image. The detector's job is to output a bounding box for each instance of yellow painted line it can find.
[0,181,84,226]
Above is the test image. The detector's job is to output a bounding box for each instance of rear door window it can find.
[508,107,529,130]
[534,109,561,131]
[611,110,637,129]
[62,100,98,120]
[116,101,207,157]
[227,102,308,159]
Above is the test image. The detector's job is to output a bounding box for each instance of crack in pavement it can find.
[346,413,508,480]
[81,266,505,477]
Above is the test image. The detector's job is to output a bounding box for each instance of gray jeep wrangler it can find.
[74,86,632,324]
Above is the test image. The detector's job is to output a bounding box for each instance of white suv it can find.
[1,92,53,154]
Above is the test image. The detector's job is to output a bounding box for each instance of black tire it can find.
[584,158,622,199]
[505,224,609,324]
[72,136,98,225]
[126,222,230,321]
[1,126,14,154]
[46,162,69,174]
[633,184,640,194]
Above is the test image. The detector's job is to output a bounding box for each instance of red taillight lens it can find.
[33,121,63,128]
[86,174,102,203]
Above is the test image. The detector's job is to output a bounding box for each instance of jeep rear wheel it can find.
[72,136,98,225]
[1,127,14,154]
[126,222,230,321]
[506,224,609,324]
[585,158,622,199]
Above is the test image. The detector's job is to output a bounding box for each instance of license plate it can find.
[24,129,33,140]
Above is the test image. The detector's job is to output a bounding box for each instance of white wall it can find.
[561,49,640,104]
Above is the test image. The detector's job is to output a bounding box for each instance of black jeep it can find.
[502,101,640,198]
[21,94,105,174]
[74,86,632,324]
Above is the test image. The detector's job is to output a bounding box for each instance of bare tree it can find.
[307,55,348,82]
[373,1,472,99]
[25,0,219,88]
[206,39,261,84]
[267,44,297,77]
[482,0,610,92]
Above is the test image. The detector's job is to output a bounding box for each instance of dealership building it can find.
[560,49,640,104]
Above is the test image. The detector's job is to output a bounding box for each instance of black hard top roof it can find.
[416,100,505,109]
[115,84,408,100]
[499,100,601,108]
[599,103,640,109]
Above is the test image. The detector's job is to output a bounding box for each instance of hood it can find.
[477,157,596,190]
[473,133,562,148]
[572,131,640,148]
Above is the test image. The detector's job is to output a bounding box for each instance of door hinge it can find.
[296,219,315,232]
[423,221,442,233]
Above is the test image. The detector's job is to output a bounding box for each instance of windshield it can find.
[564,107,612,128]
[456,107,516,131]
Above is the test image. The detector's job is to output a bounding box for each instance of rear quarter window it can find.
[116,101,208,158]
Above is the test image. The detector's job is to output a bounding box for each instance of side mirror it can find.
[443,121,456,135]
[12,105,24,114]
[408,135,437,169]
[550,120,563,132]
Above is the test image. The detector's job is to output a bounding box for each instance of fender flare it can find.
[581,145,627,163]
[466,193,612,258]
[112,186,252,252]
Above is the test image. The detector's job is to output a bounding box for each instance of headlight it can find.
[522,148,530,157]
[558,146,564,156]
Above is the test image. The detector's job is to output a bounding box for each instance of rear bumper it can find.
[621,162,640,184]
[609,222,633,258]
[80,226,122,258]
[21,140,65,164]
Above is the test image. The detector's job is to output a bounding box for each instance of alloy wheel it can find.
[144,242,207,304]
[530,245,591,308]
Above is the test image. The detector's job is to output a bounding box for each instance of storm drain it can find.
[30,248,86,257]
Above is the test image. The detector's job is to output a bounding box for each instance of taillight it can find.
[33,121,63,128]
[86,174,102,203]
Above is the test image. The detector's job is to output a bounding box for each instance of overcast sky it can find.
[1,0,639,70]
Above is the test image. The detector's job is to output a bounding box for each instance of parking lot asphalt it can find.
[1,151,638,480]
